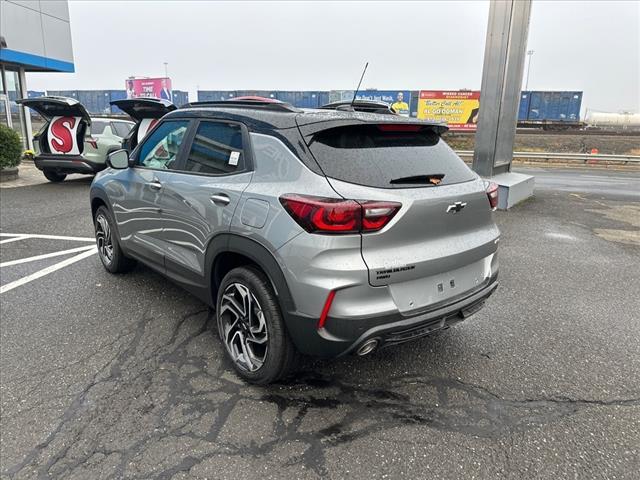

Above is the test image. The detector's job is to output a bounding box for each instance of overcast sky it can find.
[26,0,640,113]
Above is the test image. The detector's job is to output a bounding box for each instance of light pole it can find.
[525,50,534,90]
[163,62,169,79]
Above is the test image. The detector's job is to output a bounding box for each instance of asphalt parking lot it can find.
[1,167,639,479]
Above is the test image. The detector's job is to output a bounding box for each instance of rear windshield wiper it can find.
[389,174,445,185]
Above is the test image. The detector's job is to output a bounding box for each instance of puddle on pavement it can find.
[586,204,640,246]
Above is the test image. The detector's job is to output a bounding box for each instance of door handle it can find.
[146,180,162,190]
[210,194,231,206]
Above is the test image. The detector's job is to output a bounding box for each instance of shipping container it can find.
[329,90,355,103]
[235,90,278,100]
[198,90,237,102]
[518,92,531,121]
[518,91,582,125]
[171,90,189,106]
[317,91,330,107]
[197,90,332,108]
[108,90,128,114]
[76,90,113,115]
[47,90,79,99]
[275,91,328,108]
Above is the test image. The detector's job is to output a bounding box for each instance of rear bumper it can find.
[34,155,106,174]
[285,273,498,357]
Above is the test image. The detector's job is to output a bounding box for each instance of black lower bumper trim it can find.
[35,156,105,174]
[284,275,498,357]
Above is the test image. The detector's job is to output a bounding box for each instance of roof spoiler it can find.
[298,118,449,138]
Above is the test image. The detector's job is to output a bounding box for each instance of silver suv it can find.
[90,98,500,384]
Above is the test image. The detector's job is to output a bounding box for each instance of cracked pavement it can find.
[1,167,639,479]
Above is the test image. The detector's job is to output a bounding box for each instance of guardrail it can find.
[455,151,640,165]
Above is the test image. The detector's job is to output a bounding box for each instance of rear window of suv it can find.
[307,124,476,188]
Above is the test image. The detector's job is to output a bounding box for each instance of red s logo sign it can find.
[50,117,77,153]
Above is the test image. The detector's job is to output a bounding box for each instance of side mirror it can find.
[107,149,129,169]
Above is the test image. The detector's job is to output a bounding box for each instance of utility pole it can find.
[163,62,169,79]
[525,50,534,90]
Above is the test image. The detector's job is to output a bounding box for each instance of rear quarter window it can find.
[91,121,108,135]
[308,124,476,188]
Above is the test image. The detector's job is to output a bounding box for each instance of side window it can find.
[137,120,189,170]
[184,121,245,175]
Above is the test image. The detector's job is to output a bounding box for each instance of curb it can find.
[0,167,19,183]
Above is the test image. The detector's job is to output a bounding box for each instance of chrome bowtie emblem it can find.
[446,201,467,213]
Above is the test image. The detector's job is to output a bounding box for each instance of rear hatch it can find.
[110,98,176,151]
[300,119,499,310]
[17,96,91,157]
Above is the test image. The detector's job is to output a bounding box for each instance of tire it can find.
[94,206,136,273]
[43,169,67,183]
[216,266,298,384]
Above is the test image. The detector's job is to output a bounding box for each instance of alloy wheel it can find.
[218,282,269,372]
[95,213,114,265]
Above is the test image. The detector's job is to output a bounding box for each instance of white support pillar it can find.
[18,67,33,151]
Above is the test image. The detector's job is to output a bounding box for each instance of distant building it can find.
[0,0,74,148]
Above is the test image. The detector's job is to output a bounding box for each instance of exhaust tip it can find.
[356,339,379,356]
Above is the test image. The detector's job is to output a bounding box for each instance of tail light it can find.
[87,138,99,149]
[279,194,401,234]
[486,182,499,210]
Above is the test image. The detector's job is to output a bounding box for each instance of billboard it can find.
[125,77,172,101]
[355,90,412,117]
[417,90,480,131]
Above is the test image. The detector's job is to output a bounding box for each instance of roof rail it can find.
[183,98,300,113]
[319,100,397,115]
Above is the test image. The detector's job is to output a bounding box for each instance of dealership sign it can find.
[125,77,173,101]
[417,91,480,131]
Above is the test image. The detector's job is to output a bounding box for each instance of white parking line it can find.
[0,233,95,242]
[0,233,99,294]
[0,245,96,268]
[0,235,29,245]
[0,247,98,294]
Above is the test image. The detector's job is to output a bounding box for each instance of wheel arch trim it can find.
[206,234,296,315]
[90,188,110,218]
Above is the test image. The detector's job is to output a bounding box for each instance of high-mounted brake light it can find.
[377,124,422,132]
[280,194,401,234]
[486,182,499,210]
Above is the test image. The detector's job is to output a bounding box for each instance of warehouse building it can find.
[0,0,74,148]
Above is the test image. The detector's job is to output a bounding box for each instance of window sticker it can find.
[48,116,81,155]
[229,151,240,166]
